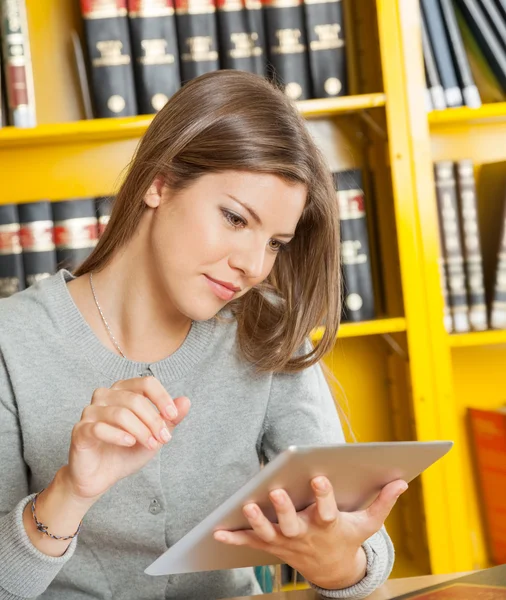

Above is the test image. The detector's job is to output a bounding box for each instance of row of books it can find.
[420,0,506,111]
[434,159,506,332]
[78,0,350,119]
[0,0,350,127]
[0,197,113,298]
[0,168,377,323]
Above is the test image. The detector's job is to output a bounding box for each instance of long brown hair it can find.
[75,70,341,374]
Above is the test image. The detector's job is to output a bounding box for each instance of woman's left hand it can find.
[213,476,408,590]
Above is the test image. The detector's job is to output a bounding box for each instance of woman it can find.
[0,70,406,600]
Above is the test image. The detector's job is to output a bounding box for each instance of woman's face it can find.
[145,170,307,321]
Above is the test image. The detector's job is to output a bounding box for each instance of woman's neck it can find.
[67,242,193,364]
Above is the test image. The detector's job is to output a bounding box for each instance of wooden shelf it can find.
[311,317,406,342]
[0,93,386,150]
[448,329,506,348]
[428,102,506,128]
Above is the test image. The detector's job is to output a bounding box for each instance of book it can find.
[71,30,95,120]
[454,0,506,91]
[216,0,265,73]
[434,161,470,333]
[0,204,24,298]
[439,0,482,107]
[263,0,312,101]
[333,169,375,323]
[420,0,464,107]
[303,0,348,98]
[392,563,506,598]
[18,201,57,288]
[490,186,506,329]
[455,159,488,330]
[420,7,447,110]
[436,208,454,333]
[128,0,181,114]
[52,199,99,272]
[80,0,138,118]
[175,0,220,83]
[477,0,506,52]
[243,0,267,76]
[468,409,506,566]
[0,0,36,127]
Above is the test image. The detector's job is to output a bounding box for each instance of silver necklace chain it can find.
[89,271,128,360]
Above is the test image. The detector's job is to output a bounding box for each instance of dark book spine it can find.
[18,201,57,287]
[435,190,454,332]
[263,0,312,100]
[303,0,347,98]
[439,0,482,107]
[175,0,220,83]
[421,10,447,110]
[455,159,487,330]
[420,0,464,107]
[52,199,99,273]
[334,169,375,323]
[95,196,114,237]
[0,204,24,298]
[244,0,267,76]
[491,192,506,329]
[0,0,36,127]
[80,0,138,118]
[454,0,506,90]
[127,0,181,114]
[495,0,506,21]
[434,161,470,333]
[216,0,264,73]
[477,0,506,52]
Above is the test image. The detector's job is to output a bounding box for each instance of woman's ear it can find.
[144,176,165,208]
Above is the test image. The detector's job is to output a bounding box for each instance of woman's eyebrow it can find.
[226,194,295,239]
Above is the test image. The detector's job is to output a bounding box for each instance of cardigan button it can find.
[149,499,162,515]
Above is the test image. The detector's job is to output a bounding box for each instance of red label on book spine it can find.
[54,218,99,250]
[174,0,215,13]
[80,0,128,17]
[127,0,174,12]
[6,64,29,109]
[0,225,22,255]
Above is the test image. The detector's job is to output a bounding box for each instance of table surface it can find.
[229,572,471,599]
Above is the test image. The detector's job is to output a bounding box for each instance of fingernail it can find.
[160,427,171,443]
[398,483,409,496]
[244,504,258,518]
[165,405,178,420]
[314,477,328,492]
[271,491,285,504]
[215,532,227,542]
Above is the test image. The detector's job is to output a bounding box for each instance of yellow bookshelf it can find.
[449,330,506,348]
[4,0,492,583]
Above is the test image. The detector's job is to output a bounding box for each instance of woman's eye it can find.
[269,239,288,253]
[222,209,246,228]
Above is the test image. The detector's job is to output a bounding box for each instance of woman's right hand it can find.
[62,376,190,501]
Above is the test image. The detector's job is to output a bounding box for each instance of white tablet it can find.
[144,441,452,576]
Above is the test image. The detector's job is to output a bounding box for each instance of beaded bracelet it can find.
[31,489,83,541]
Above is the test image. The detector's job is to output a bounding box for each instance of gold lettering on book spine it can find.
[271,29,305,54]
[139,39,175,64]
[93,40,131,66]
[181,37,218,62]
[229,32,262,58]
[310,23,344,51]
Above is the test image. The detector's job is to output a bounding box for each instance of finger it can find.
[111,377,179,422]
[242,503,279,543]
[73,421,142,450]
[311,477,339,526]
[171,396,191,426]
[365,480,408,528]
[269,490,303,538]
[214,528,267,549]
[84,403,164,450]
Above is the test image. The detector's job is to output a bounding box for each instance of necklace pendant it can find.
[139,366,154,378]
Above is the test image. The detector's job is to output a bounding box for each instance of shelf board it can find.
[0,93,386,149]
[428,102,506,127]
[449,329,506,348]
[311,317,406,342]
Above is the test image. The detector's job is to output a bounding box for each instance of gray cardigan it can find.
[0,270,394,599]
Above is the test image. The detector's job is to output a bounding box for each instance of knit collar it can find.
[44,269,216,382]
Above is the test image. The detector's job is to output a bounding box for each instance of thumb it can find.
[365,480,408,528]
